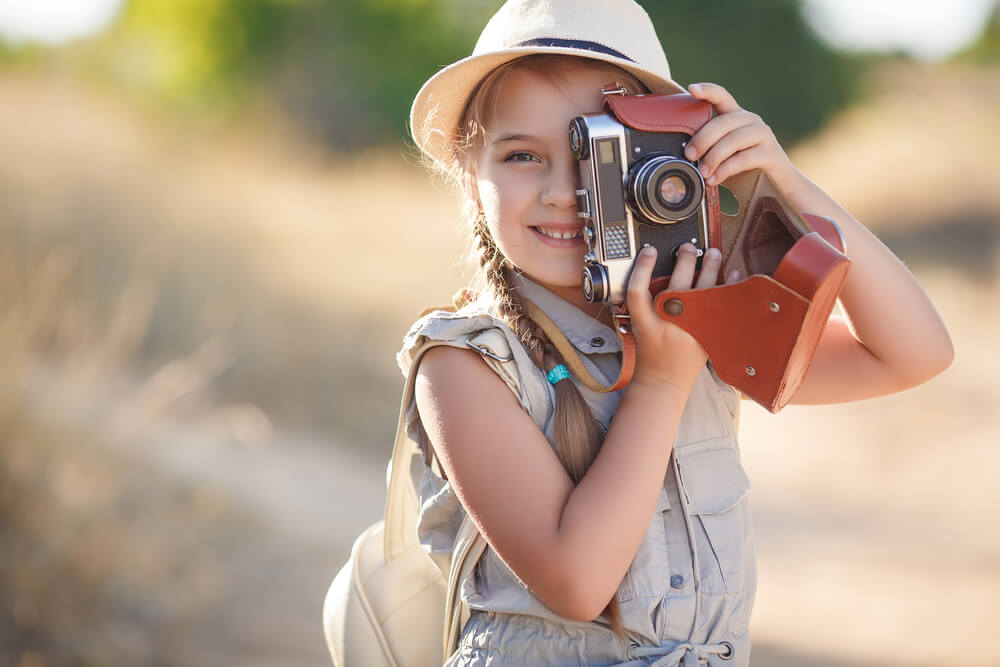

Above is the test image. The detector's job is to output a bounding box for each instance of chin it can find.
[528,266,577,285]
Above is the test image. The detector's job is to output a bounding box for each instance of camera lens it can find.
[628,156,704,223]
[657,174,688,207]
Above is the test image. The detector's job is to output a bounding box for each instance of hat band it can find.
[511,37,635,63]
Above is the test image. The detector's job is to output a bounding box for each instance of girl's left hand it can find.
[682,82,795,188]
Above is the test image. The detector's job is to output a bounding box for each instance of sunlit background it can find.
[1,1,997,666]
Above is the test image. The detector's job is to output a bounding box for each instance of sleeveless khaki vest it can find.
[398,278,756,666]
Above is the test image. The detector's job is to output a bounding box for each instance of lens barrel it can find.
[628,156,704,223]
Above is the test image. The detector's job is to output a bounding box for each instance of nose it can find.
[541,158,578,210]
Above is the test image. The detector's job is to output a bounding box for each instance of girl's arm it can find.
[685,83,953,403]
[415,243,719,621]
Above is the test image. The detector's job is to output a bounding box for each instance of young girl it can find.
[401,1,953,664]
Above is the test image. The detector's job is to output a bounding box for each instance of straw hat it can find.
[410,0,685,167]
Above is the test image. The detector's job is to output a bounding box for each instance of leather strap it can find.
[521,297,636,393]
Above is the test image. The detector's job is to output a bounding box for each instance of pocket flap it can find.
[676,441,751,515]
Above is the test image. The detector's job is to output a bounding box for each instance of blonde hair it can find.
[437,54,649,644]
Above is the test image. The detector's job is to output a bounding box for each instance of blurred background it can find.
[0,1,997,665]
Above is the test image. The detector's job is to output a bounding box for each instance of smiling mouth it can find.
[532,226,583,240]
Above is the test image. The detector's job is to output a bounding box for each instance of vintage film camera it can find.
[570,92,713,305]
[566,91,853,412]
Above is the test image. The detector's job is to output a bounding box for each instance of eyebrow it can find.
[491,133,539,145]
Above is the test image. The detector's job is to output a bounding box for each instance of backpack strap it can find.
[444,513,487,657]
[385,335,518,660]
[384,341,451,562]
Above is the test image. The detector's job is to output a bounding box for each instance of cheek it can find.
[476,178,510,244]
[476,178,501,219]
[476,177,526,267]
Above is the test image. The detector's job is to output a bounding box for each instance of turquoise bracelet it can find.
[546,364,570,385]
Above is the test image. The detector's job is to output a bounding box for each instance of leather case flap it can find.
[603,92,712,135]
[650,234,851,411]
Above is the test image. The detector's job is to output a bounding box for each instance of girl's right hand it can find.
[625,243,729,391]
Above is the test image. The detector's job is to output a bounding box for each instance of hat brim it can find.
[410,46,686,168]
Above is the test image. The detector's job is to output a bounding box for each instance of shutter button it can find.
[670,574,685,589]
[590,336,605,347]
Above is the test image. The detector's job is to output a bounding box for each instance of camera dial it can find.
[581,264,608,303]
[569,117,589,161]
[628,155,704,224]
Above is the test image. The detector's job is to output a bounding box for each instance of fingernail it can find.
[699,164,710,177]
[706,247,721,261]
[684,145,696,160]
[689,84,701,92]
[728,269,742,282]
[706,174,717,185]
[678,243,696,255]
[641,245,656,256]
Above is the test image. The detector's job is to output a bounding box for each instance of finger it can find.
[683,110,759,162]
[705,148,760,186]
[694,247,722,289]
[725,269,743,284]
[626,245,658,326]
[697,124,766,183]
[687,82,742,115]
[666,243,699,291]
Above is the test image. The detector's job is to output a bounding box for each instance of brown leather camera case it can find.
[650,168,851,412]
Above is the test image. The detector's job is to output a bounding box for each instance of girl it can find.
[402,1,953,664]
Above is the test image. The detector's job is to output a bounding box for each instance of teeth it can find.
[536,227,581,240]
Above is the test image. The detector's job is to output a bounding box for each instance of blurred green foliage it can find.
[9,0,868,148]
[100,0,298,105]
[957,3,1000,63]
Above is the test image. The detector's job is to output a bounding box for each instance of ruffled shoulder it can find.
[396,296,550,433]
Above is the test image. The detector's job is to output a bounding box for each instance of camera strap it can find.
[522,297,636,393]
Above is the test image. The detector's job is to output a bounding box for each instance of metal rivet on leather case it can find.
[769,302,780,312]
[745,366,756,376]
[664,298,685,316]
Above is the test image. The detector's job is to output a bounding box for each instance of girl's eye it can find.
[505,151,539,163]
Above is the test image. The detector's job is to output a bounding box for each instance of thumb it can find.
[626,245,657,328]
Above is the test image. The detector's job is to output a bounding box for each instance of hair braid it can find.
[472,215,545,363]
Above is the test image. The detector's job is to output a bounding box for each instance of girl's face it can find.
[472,62,614,306]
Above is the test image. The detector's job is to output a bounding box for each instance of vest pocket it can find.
[675,439,753,594]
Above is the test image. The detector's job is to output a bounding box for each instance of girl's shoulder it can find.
[398,295,552,428]
[397,294,519,377]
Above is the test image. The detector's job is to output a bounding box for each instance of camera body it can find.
[570,93,713,305]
